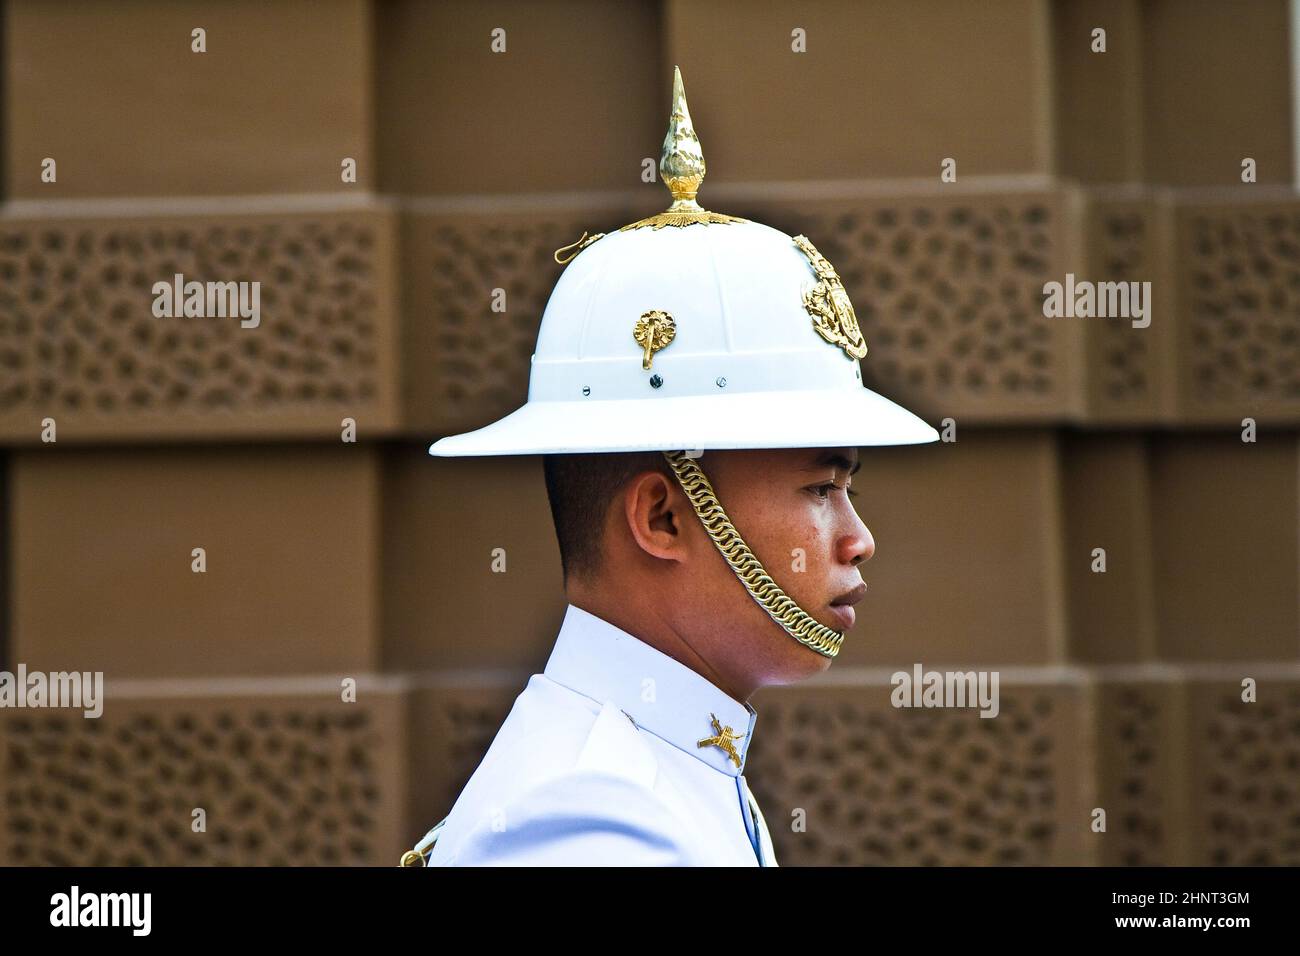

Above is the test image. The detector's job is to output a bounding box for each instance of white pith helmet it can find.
[429,67,938,659]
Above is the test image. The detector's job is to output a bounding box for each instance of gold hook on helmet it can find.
[553,230,605,265]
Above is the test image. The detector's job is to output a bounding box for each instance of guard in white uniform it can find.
[405,67,937,867]
[424,604,774,866]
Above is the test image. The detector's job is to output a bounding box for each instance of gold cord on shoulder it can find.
[398,816,447,867]
[661,450,845,658]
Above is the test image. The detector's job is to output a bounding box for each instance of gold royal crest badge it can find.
[793,234,868,361]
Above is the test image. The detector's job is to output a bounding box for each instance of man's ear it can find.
[622,469,689,564]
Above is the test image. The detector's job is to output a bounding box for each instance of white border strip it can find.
[95,661,1300,699]
[1293,0,1300,188]
[101,670,532,698]
[2,177,1296,223]
[0,192,394,220]
[104,673,411,699]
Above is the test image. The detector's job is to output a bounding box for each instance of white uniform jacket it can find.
[426,604,778,866]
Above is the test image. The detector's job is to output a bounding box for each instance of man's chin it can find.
[751,601,846,672]
[798,641,836,676]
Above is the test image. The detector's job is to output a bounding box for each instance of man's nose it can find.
[841,514,875,566]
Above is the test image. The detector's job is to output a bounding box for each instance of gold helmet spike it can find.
[660,64,706,209]
[621,66,747,231]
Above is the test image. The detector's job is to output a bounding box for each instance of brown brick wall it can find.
[1,0,1296,866]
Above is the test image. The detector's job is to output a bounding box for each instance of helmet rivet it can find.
[582,385,591,396]
[715,376,727,388]
[649,374,663,389]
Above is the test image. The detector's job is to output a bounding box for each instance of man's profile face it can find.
[679,445,874,681]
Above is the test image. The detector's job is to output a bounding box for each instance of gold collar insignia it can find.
[697,712,747,769]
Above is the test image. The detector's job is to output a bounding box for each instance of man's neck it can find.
[565,586,754,704]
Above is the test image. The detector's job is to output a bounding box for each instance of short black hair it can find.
[542,451,673,582]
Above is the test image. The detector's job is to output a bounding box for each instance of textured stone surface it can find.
[0,689,406,866]
[0,210,399,441]
[1178,202,1300,420]
[1189,676,1300,865]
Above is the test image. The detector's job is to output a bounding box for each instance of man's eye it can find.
[811,480,856,500]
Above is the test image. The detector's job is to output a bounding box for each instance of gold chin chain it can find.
[661,451,844,659]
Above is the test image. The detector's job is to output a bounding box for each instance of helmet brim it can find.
[428,387,939,456]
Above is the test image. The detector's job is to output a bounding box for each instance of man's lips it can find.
[831,582,868,607]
